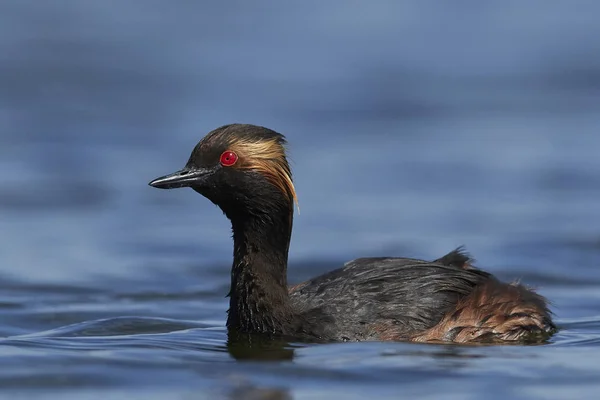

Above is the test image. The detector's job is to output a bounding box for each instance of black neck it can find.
[225,198,295,334]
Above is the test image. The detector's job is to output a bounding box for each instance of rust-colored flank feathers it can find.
[412,279,553,343]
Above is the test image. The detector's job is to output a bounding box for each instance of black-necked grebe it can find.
[149,124,555,343]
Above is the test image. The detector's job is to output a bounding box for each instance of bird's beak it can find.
[148,167,212,189]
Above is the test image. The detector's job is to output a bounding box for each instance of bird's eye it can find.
[220,150,238,167]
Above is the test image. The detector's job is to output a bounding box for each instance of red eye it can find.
[220,150,238,167]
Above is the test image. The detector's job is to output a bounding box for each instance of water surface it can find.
[1,2,599,399]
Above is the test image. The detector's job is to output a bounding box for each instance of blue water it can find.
[1,1,599,399]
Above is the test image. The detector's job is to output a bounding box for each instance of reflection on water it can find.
[0,1,599,399]
[227,333,296,362]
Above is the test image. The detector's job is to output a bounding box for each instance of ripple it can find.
[11,316,211,338]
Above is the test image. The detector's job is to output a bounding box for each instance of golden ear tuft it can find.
[230,137,299,213]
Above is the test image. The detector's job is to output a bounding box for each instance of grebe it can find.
[149,124,555,343]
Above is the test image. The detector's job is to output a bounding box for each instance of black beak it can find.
[148,167,212,189]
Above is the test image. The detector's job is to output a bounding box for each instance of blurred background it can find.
[0,1,599,399]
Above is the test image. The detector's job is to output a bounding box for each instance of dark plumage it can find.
[149,124,556,344]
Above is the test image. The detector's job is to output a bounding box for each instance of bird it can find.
[149,123,556,344]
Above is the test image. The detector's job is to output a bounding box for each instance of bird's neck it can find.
[226,202,295,334]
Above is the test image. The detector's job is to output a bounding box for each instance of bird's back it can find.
[289,250,554,343]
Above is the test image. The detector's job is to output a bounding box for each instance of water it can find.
[1,1,599,398]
